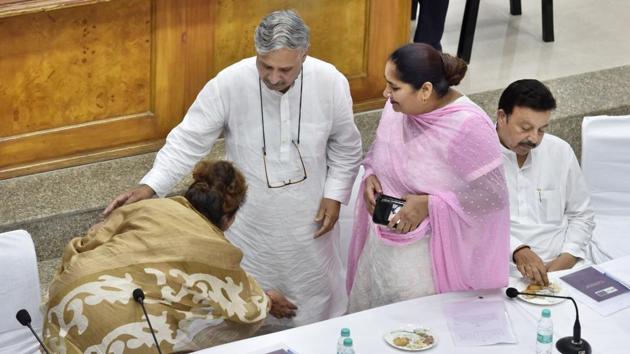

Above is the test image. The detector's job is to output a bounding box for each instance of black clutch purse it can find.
[372,193,405,225]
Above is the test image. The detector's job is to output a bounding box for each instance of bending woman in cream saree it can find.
[44,161,296,354]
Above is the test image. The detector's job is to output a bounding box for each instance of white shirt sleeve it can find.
[561,149,596,259]
[323,73,363,205]
[510,235,526,259]
[140,79,226,196]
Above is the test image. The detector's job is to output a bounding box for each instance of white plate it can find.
[383,325,436,351]
[511,277,568,305]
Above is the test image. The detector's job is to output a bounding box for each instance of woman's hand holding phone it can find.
[389,194,429,233]
[363,174,382,214]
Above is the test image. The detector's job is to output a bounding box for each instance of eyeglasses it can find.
[259,69,307,188]
[262,140,307,188]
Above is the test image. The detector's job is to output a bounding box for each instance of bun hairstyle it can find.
[389,43,467,97]
[184,160,247,228]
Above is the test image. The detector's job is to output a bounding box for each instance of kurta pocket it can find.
[539,189,563,223]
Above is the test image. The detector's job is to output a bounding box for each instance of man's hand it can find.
[363,174,382,214]
[314,198,341,238]
[389,194,429,233]
[266,289,297,319]
[514,247,549,286]
[546,253,578,272]
[102,184,156,218]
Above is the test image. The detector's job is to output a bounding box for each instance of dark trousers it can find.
[411,0,450,51]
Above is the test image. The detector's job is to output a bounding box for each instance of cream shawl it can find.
[44,196,269,354]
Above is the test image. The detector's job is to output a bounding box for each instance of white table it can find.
[197,276,630,354]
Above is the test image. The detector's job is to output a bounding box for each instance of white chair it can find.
[581,115,630,263]
[0,230,43,354]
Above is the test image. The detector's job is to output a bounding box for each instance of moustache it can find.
[263,80,286,90]
[519,141,537,148]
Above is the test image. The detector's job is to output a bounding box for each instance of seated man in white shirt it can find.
[496,79,595,285]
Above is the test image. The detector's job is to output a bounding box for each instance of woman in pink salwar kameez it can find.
[347,43,510,312]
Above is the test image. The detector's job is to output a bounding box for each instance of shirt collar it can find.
[499,139,533,169]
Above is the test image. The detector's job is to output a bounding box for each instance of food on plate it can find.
[523,282,561,299]
[418,331,434,345]
[393,336,410,346]
[526,283,543,292]
[387,328,435,350]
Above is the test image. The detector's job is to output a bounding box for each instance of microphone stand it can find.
[133,288,163,354]
[508,288,592,354]
[15,309,51,354]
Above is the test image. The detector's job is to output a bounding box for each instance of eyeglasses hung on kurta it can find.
[258,69,307,188]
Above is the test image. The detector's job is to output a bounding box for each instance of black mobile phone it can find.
[372,193,405,225]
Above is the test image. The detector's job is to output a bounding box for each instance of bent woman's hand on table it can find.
[266,290,298,319]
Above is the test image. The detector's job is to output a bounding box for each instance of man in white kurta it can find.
[496,79,595,286]
[104,11,362,326]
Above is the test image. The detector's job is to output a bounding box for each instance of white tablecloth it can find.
[196,272,630,354]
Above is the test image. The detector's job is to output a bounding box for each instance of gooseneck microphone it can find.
[132,288,163,354]
[15,309,51,354]
[506,287,592,354]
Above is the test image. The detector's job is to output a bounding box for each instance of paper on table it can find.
[597,254,630,289]
[443,299,518,346]
[556,261,630,317]
[246,344,299,354]
[560,266,629,302]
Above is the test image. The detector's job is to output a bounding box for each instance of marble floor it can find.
[412,0,630,94]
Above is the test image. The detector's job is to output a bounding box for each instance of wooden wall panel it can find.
[0,0,156,173]
[0,0,218,178]
[152,0,215,136]
[212,0,408,111]
[0,1,108,18]
[0,0,151,136]
[213,0,367,77]
[0,0,409,179]
[351,0,410,111]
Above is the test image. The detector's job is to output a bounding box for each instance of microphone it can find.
[132,288,163,354]
[15,309,51,354]
[506,287,592,354]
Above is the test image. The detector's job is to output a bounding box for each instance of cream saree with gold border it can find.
[44,196,269,354]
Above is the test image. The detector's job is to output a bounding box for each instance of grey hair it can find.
[254,10,310,54]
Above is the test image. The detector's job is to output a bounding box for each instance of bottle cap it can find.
[341,328,350,337]
[542,309,551,318]
[343,337,353,346]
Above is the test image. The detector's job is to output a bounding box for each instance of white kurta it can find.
[140,56,363,326]
[347,226,435,313]
[501,133,595,266]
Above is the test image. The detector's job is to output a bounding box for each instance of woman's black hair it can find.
[389,43,467,97]
[184,160,247,227]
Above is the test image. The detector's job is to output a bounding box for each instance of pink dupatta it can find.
[347,98,510,294]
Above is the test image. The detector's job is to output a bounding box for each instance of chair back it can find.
[582,115,630,262]
[582,115,630,215]
[0,230,43,354]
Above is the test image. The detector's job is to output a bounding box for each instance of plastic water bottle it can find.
[340,337,355,354]
[336,328,350,354]
[536,308,553,354]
